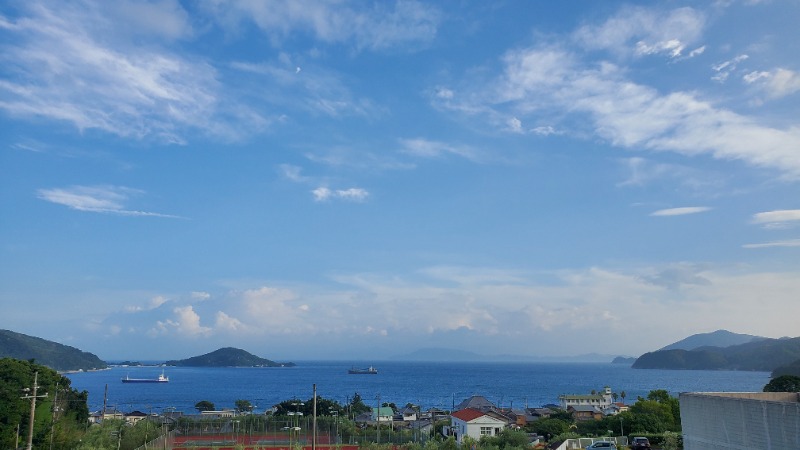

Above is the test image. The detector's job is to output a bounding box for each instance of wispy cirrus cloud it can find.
[0,0,269,143]
[572,6,705,59]
[399,138,482,162]
[651,207,712,217]
[712,54,749,83]
[37,185,181,218]
[744,68,800,100]
[434,6,800,179]
[204,0,441,52]
[742,239,800,249]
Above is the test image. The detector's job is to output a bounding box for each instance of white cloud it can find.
[531,126,561,136]
[36,185,180,218]
[230,60,377,118]
[102,0,194,41]
[151,305,212,337]
[743,71,770,84]
[214,311,250,332]
[0,1,271,142]
[616,157,721,192]
[711,54,748,82]
[440,41,800,178]
[751,209,800,229]
[687,46,706,58]
[108,262,800,356]
[280,164,309,183]
[743,239,800,249]
[205,0,441,51]
[745,68,800,100]
[651,207,712,216]
[312,186,369,202]
[573,6,705,59]
[191,291,211,301]
[399,138,480,161]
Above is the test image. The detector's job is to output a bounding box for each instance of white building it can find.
[558,386,614,410]
[450,408,508,444]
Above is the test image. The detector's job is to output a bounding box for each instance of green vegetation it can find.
[165,347,295,367]
[195,400,216,412]
[526,389,681,446]
[75,418,164,450]
[0,329,107,372]
[633,336,800,371]
[763,374,800,392]
[0,358,90,449]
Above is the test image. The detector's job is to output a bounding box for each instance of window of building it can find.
[480,427,492,436]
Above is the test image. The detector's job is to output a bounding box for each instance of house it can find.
[508,408,530,426]
[399,406,418,421]
[200,409,236,418]
[372,406,394,423]
[568,405,603,421]
[528,407,554,420]
[454,395,498,412]
[450,408,508,444]
[90,408,125,424]
[426,408,449,421]
[124,410,149,424]
[558,386,614,410]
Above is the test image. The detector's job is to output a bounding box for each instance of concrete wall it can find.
[680,392,800,450]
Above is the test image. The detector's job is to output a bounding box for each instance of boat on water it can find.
[348,366,378,375]
[121,371,169,383]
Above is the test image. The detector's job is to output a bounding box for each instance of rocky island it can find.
[164,347,295,367]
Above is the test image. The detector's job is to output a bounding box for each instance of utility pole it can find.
[312,384,317,450]
[49,381,60,450]
[375,393,380,444]
[21,371,48,450]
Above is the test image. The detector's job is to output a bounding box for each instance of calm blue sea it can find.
[64,361,771,415]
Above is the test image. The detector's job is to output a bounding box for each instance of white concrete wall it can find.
[680,392,800,450]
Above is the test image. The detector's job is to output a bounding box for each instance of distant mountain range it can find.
[392,347,624,363]
[0,329,107,372]
[633,330,800,373]
[164,347,295,367]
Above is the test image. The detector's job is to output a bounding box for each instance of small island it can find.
[164,347,295,367]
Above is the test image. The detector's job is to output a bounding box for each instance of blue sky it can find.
[1,0,799,361]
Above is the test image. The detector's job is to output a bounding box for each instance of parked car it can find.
[586,442,617,449]
[631,437,651,449]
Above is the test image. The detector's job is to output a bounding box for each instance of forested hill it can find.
[633,336,800,371]
[658,329,766,351]
[0,329,107,372]
[164,347,295,367]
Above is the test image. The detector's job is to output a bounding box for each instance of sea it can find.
[64,361,771,415]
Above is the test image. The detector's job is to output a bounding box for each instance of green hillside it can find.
[633,336,800,371]
[0,330,107,372]
[165,347,294,367]
[658,329,765,351]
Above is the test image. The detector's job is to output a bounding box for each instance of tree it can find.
[620,391,626,404]
[0,358,89,450]
[195,400,215,412]
[349,392,371,416]
[646,389,671,403]
[530,418,570,439]
[763,375,800,392]
[235,399,254,413]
